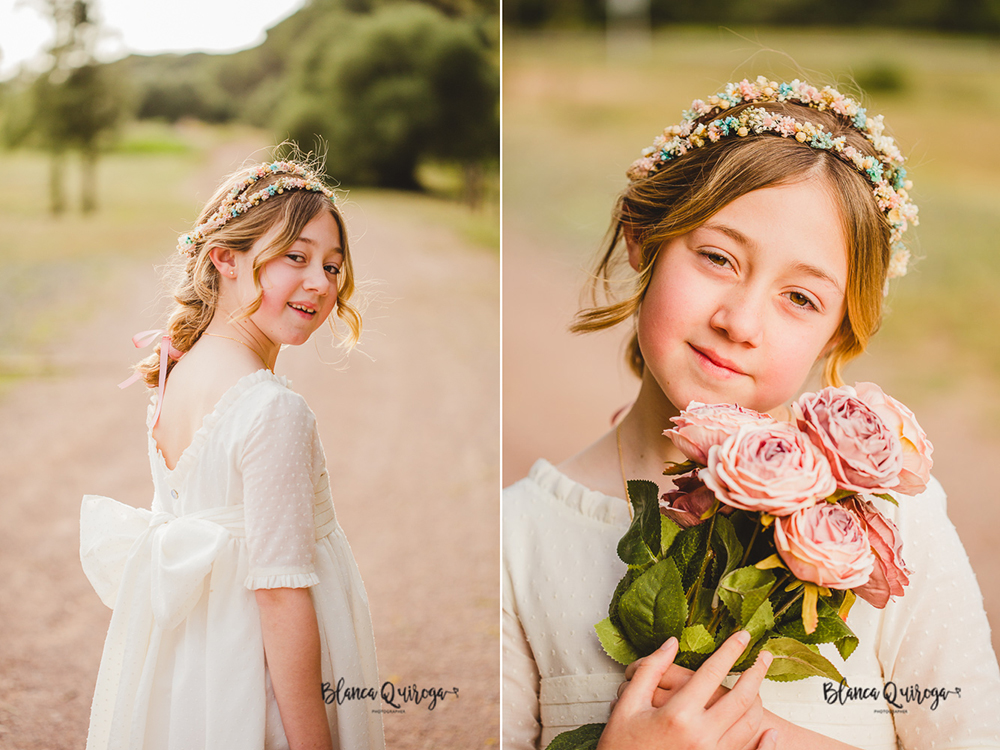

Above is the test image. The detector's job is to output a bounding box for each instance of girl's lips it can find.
[288,302,317,318]
[690,344,746,378]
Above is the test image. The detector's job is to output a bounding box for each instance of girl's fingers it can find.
[616,637,678,711]
[755,728,779,750]
[624,657,643,681]
[712,650,773,741]
[667,630,751,711]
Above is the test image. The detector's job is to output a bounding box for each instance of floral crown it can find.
[627,77,918,280]
[177,161,336,257]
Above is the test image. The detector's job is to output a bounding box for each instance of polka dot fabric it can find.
[502,458,1000,750]
[242,391,320,590]
[81,370,384,750]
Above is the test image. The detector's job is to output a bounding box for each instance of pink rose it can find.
[793,386,903,493]
[774,502,875,589]
[659,473,732,528]
[665,402,775,465]
[842,496,911,608]
[700,422,837,516]
[853,382,933,496]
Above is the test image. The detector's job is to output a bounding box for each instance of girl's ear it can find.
[624,226,643,272]
[209,245,238,279]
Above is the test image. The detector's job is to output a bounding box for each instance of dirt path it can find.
[0,156,499,748]
[503,225,1000,666]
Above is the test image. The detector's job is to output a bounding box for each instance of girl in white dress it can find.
[80,158,384,750]
[503,79,1000,749]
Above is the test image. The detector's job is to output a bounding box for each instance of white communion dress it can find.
[503,459,1000,750]
[80,370,384,750]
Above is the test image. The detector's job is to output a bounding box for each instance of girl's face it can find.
[633,180,848,414]
[236,210,344,347]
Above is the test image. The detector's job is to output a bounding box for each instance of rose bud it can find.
[659,473,730,528]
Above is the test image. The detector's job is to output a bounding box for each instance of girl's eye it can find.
[787,291,817,310]
[701,250,732,268]
[286,253,305,262]
[325,265,341,276]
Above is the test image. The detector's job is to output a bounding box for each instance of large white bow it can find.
[80,495,244,630]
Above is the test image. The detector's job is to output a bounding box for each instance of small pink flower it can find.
[842,496,910,608]
[700,422,837,516]
[793,386,903,493]
[853,382,933,496]
[665,402,775,465]
[774,502,875,589]
[659,474,731,528]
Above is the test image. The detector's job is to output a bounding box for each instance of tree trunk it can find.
[81,146,97,213]
[49,150,66,215]
[462,161,484,210]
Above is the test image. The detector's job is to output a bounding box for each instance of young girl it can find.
[503,78,1000,749]
[80,158,384,750]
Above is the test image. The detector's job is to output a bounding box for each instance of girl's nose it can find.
[303,263,329,293]
[709,286,764,347]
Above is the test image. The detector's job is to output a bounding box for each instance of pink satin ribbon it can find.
[118,329,185,427]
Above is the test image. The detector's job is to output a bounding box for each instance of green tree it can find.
[280,3,498,194]
[20,0,127,213]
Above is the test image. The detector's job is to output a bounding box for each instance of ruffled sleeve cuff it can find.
[245,567,320,590]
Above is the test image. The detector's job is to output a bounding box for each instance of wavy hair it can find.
[135,160,360,388]
[571,100,893,388]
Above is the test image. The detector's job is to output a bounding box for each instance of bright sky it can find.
[0,0,306,79]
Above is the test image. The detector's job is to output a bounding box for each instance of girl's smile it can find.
[236,210,344,350]
[631,179,848,415]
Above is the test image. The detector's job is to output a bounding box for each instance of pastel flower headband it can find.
[627,77,918,279]
[177,161,336,257]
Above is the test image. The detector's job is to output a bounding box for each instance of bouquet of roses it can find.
[547,382,933,750]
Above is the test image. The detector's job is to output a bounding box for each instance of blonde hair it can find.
[136,161,361,388]
[571,100,892,388]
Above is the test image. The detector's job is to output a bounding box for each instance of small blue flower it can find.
[853,108,867,130]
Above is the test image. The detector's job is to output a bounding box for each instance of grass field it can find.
[503,27,1000,402]
[0,121,498,391]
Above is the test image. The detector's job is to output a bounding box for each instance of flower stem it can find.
[686,511,718,626]
[772,582,803,623]
[739,519,762,568]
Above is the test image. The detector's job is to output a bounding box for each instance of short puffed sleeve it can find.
[241,389,320,590]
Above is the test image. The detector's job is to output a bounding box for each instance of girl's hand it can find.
[597,630,774,750]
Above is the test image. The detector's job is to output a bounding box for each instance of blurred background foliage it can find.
[0,0,498,388]
[503,26,1000,402]
[1,0,499,199]
[504,0,1000,33]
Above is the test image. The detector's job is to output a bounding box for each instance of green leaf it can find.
[679,624,716,654]
[826,488,856,503]
[776,597,859,662]
[712,514,744,581]
[674,523,711,590]
[744,598,775,641]
[762,636,845,683]
[660,513,681,558]
[617,480,663,567]
[609,568,638,628]
[595,617,639,666]
[717,566,776,627]
[873,492,899,507]
[618,558,687,655]
[545,723,606,750]
[662,460,698,475]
